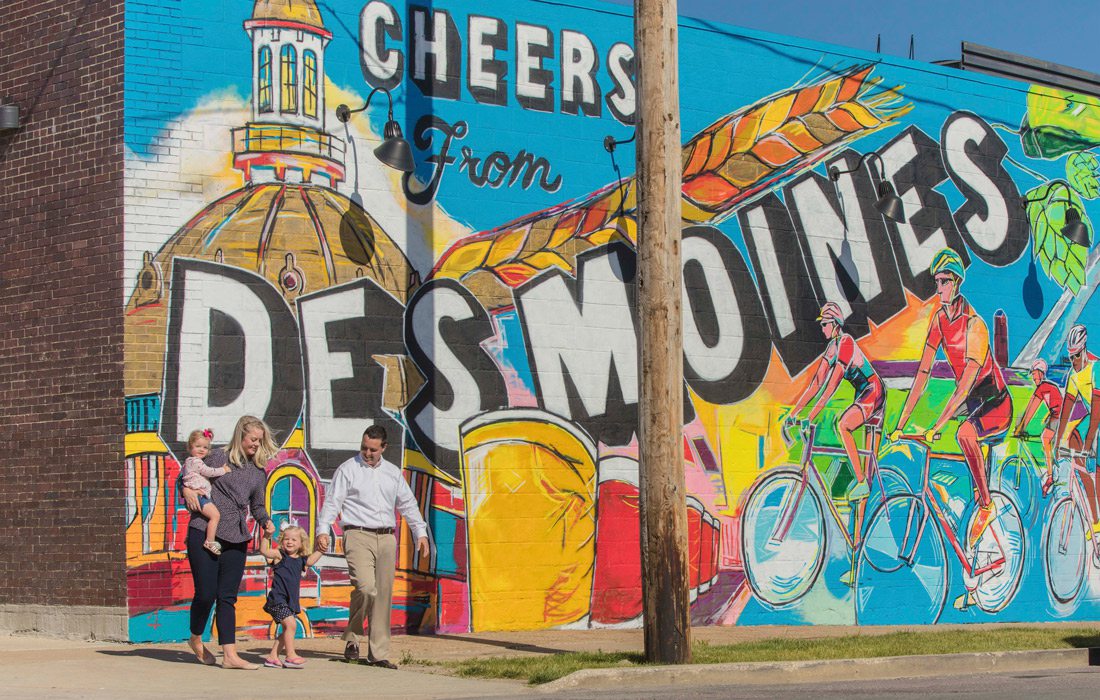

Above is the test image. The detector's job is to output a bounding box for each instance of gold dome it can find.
[125,183,419,395]
[250,0,327,34]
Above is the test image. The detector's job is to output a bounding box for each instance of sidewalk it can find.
[3,622,1096,698]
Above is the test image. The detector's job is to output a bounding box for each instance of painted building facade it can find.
[7,0,1100,641]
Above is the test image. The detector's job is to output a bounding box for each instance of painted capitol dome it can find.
[125,0,417,395]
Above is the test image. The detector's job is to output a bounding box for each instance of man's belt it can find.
[344,525,395,535]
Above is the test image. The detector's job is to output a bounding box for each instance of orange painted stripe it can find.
[837,66,873,103]
[495,264,537,287]
[731,108,765,153]
[682,173,741,206]
[684,134,713,177]
[776,120,822,153]
[704,123,734,171]
[752,134,801,167]
[825,106,862,133]
[789,84,822,118]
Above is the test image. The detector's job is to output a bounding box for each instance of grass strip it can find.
[448,628,1100,685]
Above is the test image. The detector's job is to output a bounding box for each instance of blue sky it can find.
[602,0,1100,75]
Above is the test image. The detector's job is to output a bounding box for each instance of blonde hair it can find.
[278,525,313,557]
[226,415,278,468]
[187,429,210,448]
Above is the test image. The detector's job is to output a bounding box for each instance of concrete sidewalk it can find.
[3,622,1097,698]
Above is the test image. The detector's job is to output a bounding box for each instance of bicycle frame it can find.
[1054,446,1094,542]
[1002,433,1044,491]
[894,435,1008,578]
[770,422,887,551]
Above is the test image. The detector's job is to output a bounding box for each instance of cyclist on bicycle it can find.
[892,248,1013,553]
[787,301,885,506]
[1053,324,1100,555]
[1012,358,1062,496]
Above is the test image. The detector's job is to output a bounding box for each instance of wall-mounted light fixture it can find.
[0,104,19,131]
[828,151,905,223]
[335,87,414,173]
[1021,194,1090,247]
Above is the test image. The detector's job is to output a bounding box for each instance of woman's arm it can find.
[248,466,274,535]
[180,486,201,512]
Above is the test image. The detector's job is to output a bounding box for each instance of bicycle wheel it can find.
[992,456,1036,522]
[970,492,1026,613]
[1043,497,1088,605]
[740,468,827,606]
[855,493,949,624]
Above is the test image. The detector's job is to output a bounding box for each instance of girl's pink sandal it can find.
[263,658,283,668]
[283,657,306,669]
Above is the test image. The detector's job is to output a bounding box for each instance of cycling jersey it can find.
[925,297,1012,440]
[825,333,885,422]
[1066,356,1100,404]
[1034,380,1063,429]
[925,298,1006,393]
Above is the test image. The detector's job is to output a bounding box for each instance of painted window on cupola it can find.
[304,50,318,118]
[281,45,298,114]
[258,46,273,113]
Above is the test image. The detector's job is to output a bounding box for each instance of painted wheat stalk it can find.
[430,64,909,311]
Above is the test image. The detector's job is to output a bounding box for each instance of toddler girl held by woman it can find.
[182,429,230,555]
[260,526,323,668]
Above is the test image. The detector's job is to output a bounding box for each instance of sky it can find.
[602,0,1100,75]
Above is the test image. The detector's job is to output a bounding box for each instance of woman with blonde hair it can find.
[182,415,277,669]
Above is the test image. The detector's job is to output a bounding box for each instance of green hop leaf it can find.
[1025,181,1093,294]
[1067,151,1100,199]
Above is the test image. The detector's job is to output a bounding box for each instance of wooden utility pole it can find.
[635,0,691,665]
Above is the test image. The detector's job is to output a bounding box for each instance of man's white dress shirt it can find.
[318,455,429,539]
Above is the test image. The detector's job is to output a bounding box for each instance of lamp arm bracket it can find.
[828,150,886,182]
[337,86,397,122]
[604,130,637,154]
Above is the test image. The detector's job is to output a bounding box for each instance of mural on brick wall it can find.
[124,0,1100,642]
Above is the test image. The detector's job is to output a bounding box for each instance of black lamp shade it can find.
[1062,207,1091,247]
[374,119,415,172]
[874,182,905,223]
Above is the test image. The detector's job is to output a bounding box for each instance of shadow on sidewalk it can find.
[422,634,569,655]
[97,648,204,664]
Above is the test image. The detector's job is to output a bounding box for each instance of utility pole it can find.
[635,0,691,665]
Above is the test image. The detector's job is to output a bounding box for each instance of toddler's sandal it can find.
[263,658,284,668]
[203,540,222,556]
[283,657,306,669]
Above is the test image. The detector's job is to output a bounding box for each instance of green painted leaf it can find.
[1067,151,1100,199]
[1025,181,1095,293]
[1051,258,1069,285]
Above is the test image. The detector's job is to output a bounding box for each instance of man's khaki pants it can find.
[342,530,396,662]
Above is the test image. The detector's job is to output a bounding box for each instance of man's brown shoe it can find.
[343,642,360,662]
[370,659,398,670]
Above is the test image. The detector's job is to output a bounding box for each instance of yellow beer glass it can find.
[460,409,597,631]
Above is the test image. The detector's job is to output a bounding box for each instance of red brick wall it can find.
[0,0,125,607]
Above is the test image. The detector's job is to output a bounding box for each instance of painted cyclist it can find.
[891,248,1013,604]
[787,301,886,501]
[786,301,885,583]
[1053,324,1100,559]
[1012,358,1062,496]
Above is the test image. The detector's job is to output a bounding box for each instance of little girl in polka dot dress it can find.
[260,525,324,668]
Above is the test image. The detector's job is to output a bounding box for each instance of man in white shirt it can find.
[317,424,430,669]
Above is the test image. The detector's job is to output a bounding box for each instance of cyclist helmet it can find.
[929,248,966,282]
[1030,358,1048,376]
[1068,324,1088,354]
[817,301,845,325]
